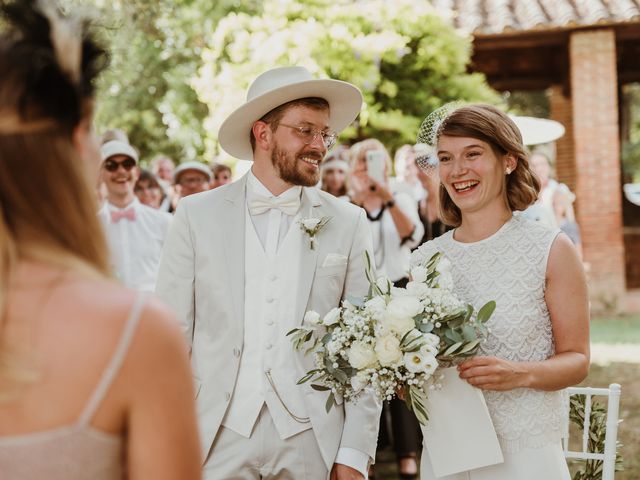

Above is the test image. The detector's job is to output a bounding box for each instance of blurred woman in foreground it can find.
[0,1,200,478]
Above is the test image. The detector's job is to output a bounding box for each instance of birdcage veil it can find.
[415,102,464,176]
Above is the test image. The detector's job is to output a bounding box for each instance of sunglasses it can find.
[104,157,136,172]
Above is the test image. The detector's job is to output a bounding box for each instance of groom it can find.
[156,66,381,479]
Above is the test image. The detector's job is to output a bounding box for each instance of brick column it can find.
[570,29,626,308]
[548,85,576,193]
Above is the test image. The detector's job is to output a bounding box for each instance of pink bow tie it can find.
[110,207,136,223]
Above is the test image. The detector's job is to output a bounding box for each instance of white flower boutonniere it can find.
[298,216,331,250]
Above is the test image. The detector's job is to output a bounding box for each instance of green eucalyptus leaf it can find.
[311,384,330,391]
[443,341,463,356]
[459,339,480,354]
[477,301,496,324]
[462,324,477,342]
[325,392,335,413]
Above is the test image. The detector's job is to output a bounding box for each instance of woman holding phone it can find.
[348,138,424,478]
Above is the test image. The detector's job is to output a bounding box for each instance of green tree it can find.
[194,0,499,160]
[78,0,260,164]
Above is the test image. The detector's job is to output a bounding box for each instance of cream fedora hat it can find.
[218,66,363,160]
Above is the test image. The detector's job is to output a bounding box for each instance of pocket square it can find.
[322,253,348,267]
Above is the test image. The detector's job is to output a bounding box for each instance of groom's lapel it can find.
[294,187,322,325]
[221,175,247,327]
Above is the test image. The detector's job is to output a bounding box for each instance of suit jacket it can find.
[156,173,381,467]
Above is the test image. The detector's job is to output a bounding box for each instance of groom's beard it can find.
[271,143,321,187]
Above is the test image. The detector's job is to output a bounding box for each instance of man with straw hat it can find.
[157,66,380,479]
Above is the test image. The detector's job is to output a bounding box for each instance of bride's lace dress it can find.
[411,214,568,459]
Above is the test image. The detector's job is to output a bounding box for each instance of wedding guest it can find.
[211,162,233,188]
[157,66,381,480]
[348,138,424,479]
[152,154,176,184]
[523,151,559,227]
[553,183,583,260]
[321,145,350,199]
[0,1,200,478]
[414,144,449,243]
[173,160,211,199]
[98,141,172,291]
[151,155,177,212]
[412,104,589,480]
[393,144,426,203]
[134,169,166,209]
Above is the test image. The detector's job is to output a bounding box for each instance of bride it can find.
[411,104,590,480]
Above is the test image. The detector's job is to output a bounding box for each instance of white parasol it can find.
[509,115,566,146]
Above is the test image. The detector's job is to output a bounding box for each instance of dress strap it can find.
[78,293,147,425]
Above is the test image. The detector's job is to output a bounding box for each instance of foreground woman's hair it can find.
[0,0,109,391]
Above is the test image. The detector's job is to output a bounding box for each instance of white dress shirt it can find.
[98,197,172,291]
[246,170,370,478]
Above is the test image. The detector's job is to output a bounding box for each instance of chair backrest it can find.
[563,383,622,480]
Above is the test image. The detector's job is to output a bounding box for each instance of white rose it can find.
[376,276,391,294]
[375,334,403,366]
[390,286,409,297]
[383,296,422,336]
[422,333,440,348]
[304,310,321,326]
[350,372,368,393]
[403,350,438,374]
[302,218,321,230]
[365,295,387,314]
[410,265,428,283]
[322,307,341,326]
[347,341,377,369]
[420,343,438,356]
[406,281,430,299]
[436,257,452,275]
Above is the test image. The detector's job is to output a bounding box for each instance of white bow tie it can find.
[248,194,301,216]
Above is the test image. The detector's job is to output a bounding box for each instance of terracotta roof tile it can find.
[439,0,640,34]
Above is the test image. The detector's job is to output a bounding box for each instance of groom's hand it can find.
[330,463,365,480]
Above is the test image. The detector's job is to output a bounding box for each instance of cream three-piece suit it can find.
[156,173,381,479]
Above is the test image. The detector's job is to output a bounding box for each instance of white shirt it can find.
[368,191,424,282]
[245,170,370,478]
[98,197,172,291]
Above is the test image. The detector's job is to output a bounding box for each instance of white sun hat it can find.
[173,161,212,183]
[100,140,139,163]
[508,115,566,146]
[218,66,363,161]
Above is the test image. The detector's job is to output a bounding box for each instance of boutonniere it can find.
[298,216,331,250]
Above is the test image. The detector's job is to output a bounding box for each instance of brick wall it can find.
[569,29,627,308]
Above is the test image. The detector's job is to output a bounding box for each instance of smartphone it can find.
[366,150,386,184]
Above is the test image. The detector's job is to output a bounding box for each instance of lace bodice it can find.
[411,214,567,453]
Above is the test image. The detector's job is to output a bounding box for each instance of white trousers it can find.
[420,442,571,480]
[203,407,329,480]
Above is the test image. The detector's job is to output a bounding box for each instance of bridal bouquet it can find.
[288,252,495,425]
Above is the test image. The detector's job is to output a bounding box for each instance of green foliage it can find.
[569,394,624,479]
[67,0,260,164]
[194,0,500,159]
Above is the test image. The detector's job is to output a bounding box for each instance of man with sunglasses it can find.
[98,140,171,291]
[157,66,380,480]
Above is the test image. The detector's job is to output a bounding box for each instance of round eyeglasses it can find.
[278,123,337,150]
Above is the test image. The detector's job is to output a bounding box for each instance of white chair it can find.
[563,384,622,480]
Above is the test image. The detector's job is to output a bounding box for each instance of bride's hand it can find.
[397,386,406,400]
[457,356,530,391]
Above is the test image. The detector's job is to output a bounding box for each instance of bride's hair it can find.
[0,0,110,394]
[436,104,540,227]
